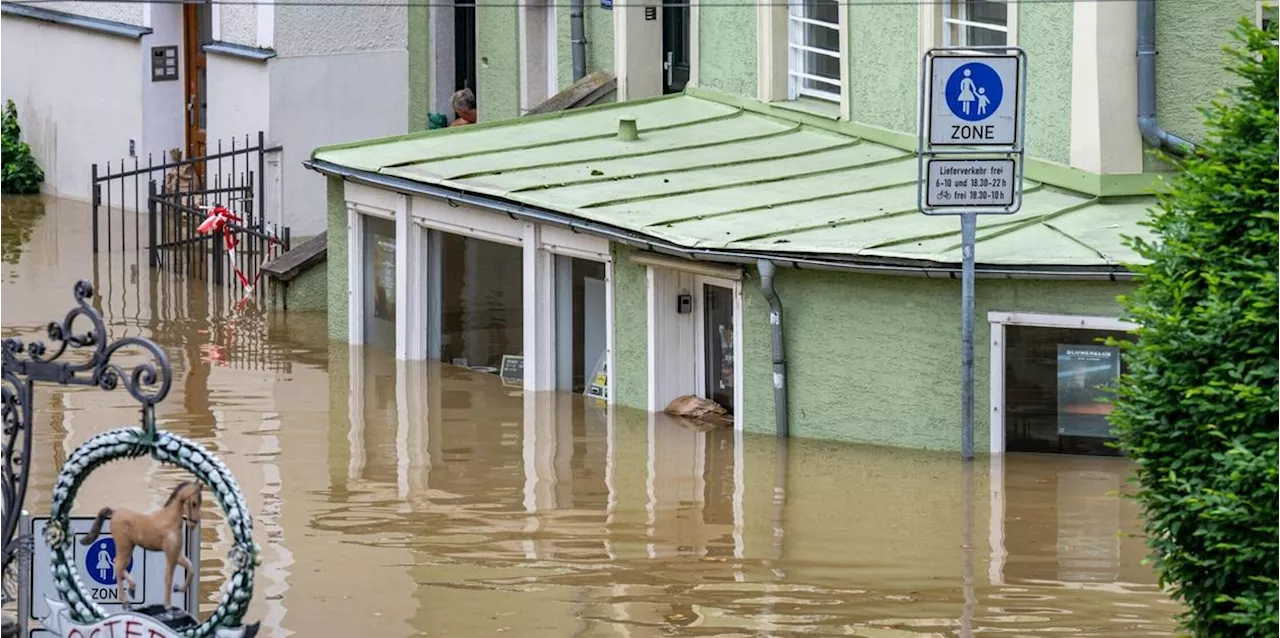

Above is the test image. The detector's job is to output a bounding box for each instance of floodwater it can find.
[2,195,1181,636]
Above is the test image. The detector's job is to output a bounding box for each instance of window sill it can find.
[768,97,843,121]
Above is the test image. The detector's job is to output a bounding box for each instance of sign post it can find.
[917,46,1028,461]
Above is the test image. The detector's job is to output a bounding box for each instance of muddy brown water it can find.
[2,196,1180,636]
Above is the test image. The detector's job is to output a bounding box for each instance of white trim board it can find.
[986,310,1136,454]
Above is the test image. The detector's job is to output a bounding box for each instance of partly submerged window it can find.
[425,229,523,373]
[1003,324,1135,456]
[361,215,397,352]
[787,0,842,103]
[943,0,1009,48]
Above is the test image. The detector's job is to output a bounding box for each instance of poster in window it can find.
[1056,344,1120,438]
[373,236,396,321]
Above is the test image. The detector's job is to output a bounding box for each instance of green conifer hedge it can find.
[1110,17,1278,637]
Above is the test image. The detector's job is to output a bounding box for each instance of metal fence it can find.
[90,132,290,300]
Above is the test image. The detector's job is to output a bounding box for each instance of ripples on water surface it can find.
[2,196,1180,636]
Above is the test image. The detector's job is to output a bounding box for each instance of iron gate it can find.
[90,132,290,298]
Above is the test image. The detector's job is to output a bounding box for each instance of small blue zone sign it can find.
[85,537,134,587]
[944,62,1003,123]
[601,0,612,8]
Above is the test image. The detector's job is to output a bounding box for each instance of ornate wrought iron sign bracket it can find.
[3,281,260,638]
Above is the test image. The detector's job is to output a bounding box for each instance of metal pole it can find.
[960,212,977,461]
[91,165,100,253]
[148,181,158,268]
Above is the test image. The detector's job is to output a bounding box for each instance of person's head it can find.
[452,88,477,123]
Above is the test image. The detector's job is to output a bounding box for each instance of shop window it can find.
[554,255,608,394]
[1003,325,1134,456]
[362,216,397,352]
[426,229,523,373]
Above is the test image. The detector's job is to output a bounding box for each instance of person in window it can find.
[450,88,477,127]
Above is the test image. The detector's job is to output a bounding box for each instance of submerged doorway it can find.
[182,3,210,165]
[648,265,742,423]
[554,256,608,394]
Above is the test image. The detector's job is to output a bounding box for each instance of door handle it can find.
[187,97,195,127]
[664,50,674,86]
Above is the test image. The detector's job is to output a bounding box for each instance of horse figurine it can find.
[79,480,204,609]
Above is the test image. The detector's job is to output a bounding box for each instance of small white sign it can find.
[925,159,1017,208]
[29,517,193,622]
[928,55,1020,146]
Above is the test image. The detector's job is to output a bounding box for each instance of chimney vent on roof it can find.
[617,117,639,142]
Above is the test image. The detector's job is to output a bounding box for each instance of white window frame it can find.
[758,0,848,115]
[785,0,845,104]
[940,0,1017,49]
[986,311,1137,454]
[644,260,744,431]
[345,199,398,348]
[1258,1,1277,35]
[693,274,745,423]
[538,226,615,403]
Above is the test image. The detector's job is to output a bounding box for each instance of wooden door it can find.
[182,4,209,167]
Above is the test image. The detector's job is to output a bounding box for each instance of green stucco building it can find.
[303,0,1266,455]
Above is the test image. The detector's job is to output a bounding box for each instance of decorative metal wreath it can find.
[44,427,260,636]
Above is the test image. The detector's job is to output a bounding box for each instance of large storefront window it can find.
[362,216,397,351]
[427,229,524,373]
[1004,325,1134,456]
[554,255,607,394]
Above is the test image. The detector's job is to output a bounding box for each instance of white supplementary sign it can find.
[928,55,1020,147]
[29,517,193,625]
[925,159,1016,207]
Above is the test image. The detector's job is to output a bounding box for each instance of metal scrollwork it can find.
[1,280,172,572]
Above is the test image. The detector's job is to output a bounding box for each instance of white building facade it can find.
[1,0,409,236]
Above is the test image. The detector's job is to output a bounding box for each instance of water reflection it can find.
[2,197,1179,637]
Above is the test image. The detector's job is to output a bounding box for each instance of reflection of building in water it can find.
[993,454,1153,587]
[332,357,748,635]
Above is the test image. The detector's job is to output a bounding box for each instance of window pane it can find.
[1004,325,1133,456]
[362,216,397,351]
[947,0,1008,47]
[554,255,608,394]
[431,230,523,373]
[702,284,734,413]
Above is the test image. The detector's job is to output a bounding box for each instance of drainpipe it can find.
[757,259,789,438]
[571,0,587,81]
[1137,0,1195,156]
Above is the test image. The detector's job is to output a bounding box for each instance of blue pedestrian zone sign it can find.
[85,538,134,586]
[928,55,1020,147]
[945,62,1003,122]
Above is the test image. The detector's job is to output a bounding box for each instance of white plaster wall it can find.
[268,50,409,235]
[139,3,186,165]
[273,0,406,57]
[37,0,143,26]
[218,5,259,47]
[205,54,275,219]
[0,17,142,200]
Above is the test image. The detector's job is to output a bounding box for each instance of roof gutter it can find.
[1137,0,1196,156]
[304,159,1137,282]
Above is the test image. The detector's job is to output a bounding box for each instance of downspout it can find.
[757,259,789,438]
[1137,0,1195,156]
[571,0,587,81]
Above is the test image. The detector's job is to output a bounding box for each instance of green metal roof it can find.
[312,94,1156,269]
